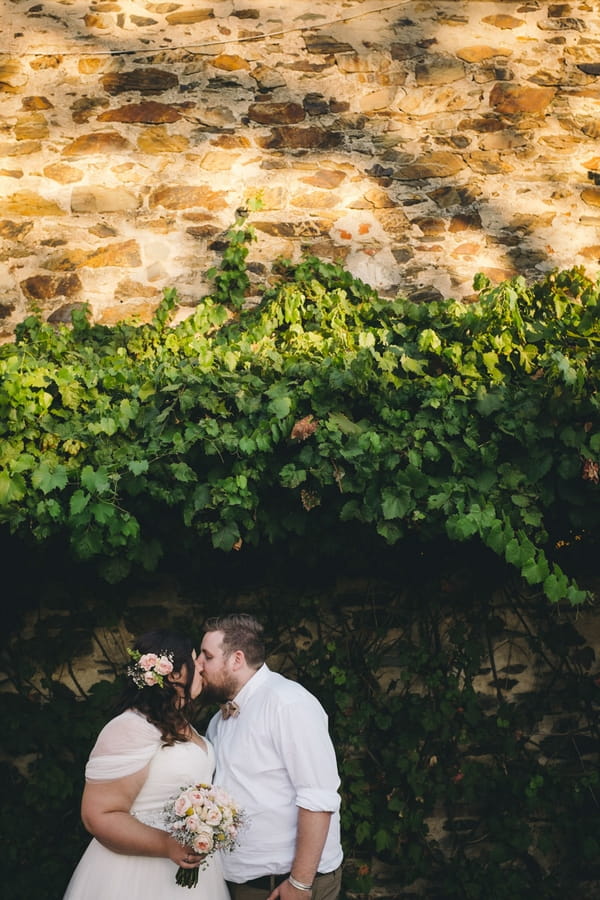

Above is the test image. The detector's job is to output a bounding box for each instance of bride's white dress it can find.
[63,709,230,899]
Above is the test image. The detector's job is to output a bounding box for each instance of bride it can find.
[63,630,231,899]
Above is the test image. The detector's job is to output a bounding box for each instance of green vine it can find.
[0,219,598,602]
[259,563,599,899]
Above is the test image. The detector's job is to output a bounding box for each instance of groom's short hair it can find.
[204,613,265,669]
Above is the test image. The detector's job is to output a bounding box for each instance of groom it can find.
[199,613,343,900]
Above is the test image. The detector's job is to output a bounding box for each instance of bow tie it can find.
[221,700,240,720]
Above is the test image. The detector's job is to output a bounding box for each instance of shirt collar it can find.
[232,662,269,710]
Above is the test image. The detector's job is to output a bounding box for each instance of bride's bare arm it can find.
[81,768,195,866]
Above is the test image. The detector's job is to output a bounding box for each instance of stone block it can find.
[489,83,556,115]
[63,132,131,157]
[20,273,82,301]
[149,186,228,211]
[137,128,189,154]
[101,69,179,96]
[0,191,65,217]
[98,102,183,124]
[71,186,140,213]
[248,103,305,125]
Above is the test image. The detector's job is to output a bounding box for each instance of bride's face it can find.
[170,650,203,702]
[189,650,203,700]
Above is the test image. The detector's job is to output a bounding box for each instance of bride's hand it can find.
[166,836,203,868]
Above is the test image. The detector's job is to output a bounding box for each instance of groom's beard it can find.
[201,676,238,705]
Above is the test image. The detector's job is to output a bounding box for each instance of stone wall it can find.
[1,0,600,338]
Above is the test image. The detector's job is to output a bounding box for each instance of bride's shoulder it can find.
[86,709,162,780]
[94,708,161,749]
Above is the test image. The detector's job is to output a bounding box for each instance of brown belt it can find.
[237,873,289,891]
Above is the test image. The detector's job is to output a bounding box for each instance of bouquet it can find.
[163,783,245,889]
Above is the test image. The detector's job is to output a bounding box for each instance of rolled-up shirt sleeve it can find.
[273,690,341,813]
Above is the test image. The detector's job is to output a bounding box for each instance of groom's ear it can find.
[230,649,245,670]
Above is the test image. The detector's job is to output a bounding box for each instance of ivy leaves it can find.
[0,227,598,602]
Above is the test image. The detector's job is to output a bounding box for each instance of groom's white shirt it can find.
[206,663,343,883]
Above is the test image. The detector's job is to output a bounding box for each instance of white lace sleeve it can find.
[85,709,162,783]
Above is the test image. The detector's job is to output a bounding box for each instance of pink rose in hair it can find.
[144,671,159,686]
[139,653,158,671]
[155,655,174,676]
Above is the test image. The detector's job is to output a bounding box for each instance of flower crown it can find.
[127,648,174,688]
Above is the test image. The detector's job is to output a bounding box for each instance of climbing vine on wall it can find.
[272,582,600,900]
[0,214,598,601]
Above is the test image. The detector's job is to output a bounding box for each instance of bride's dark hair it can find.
[115,630,197,745]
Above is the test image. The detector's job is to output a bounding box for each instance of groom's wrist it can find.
[288,874,313,892]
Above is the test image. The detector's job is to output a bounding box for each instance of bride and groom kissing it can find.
[63,613,343,900]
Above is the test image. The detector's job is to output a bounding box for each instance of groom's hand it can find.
[267,879,312,900]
